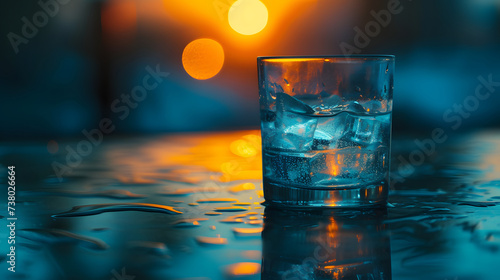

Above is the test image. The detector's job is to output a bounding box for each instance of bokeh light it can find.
[182,38,225,80]
[228,0,268,35]
[101,0,137,41]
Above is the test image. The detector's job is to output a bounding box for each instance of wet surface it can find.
[0,130,500,279]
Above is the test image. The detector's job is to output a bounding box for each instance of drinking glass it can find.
[258,55,394,207]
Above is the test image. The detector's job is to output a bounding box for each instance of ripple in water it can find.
[52,203,182,217]
[18,228,109,250]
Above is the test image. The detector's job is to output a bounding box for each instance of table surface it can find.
[1,130,500,280]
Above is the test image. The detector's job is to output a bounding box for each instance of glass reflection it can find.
[262,208,391,280]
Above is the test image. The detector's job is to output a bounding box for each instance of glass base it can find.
[263,179,388,208]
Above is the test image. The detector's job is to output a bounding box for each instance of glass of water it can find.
[258,55,394,207]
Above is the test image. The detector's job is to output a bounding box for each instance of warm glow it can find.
[261,58,325,63]
[226,262,261,276]
[182,38,224,80]
[229,183,256,193]
[101,0,137,43]
[228,0,268,35]
[230,138,259,157]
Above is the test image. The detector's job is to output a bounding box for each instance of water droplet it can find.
[214,207,249,212]
[233,227,263,237]
[205,212,223,216]
[355,86,361,92]
[247,220,263,225]
[197,198,238,203]
[232,202,251,206]
[225,262,260,278]
[189,203,200,206]
[210,226,216,230]
[220,218,245,223]
[18,229,109,250]
[196,236,228,246]
[173,218,209,228]
[52,203,182,217]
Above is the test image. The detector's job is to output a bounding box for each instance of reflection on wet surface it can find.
[0,130,499,279]
[262,208,390,280]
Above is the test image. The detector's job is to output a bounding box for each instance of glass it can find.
[258,55,394,207]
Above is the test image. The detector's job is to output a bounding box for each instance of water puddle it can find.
[52,203,182,217]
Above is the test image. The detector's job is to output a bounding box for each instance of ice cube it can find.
[276,92,315,115]
[339,113,390,147]
[270,110,318,151]
[309,147,364,185]
[346,114,380,145]
[312,112,347,150]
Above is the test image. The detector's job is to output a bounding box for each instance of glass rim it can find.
[258,54,394,62]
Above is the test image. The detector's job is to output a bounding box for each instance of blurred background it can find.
[1,0,500,141]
